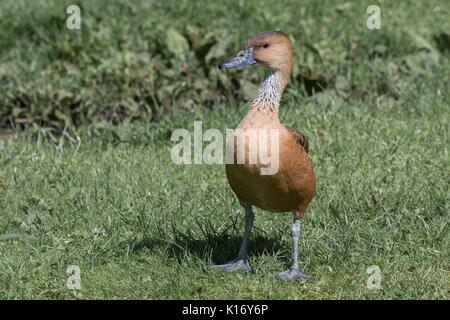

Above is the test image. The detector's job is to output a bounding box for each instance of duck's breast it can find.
[226,124,315,213]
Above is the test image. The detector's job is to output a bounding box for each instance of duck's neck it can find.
[250,70,288,115]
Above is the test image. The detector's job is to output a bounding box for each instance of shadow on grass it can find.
[131,232,285,265]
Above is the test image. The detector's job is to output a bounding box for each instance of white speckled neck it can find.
[251,71,283,113]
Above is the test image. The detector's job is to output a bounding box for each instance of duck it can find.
[214,31,316,280]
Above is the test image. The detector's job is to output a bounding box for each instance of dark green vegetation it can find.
[0,0,449,299]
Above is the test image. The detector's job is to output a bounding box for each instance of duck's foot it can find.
[213,258,253,272]
[276,267,312,281]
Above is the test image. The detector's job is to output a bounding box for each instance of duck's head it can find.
[218,31,292,74]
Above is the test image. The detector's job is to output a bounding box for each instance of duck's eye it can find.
[262,43,269,49]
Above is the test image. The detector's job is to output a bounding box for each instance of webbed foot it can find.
[276,267,312,281]
[213,258,253,272]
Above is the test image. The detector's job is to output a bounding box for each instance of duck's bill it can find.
[218,47,256,69]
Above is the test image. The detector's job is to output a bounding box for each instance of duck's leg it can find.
[213,204,254,272]
[277,211,312,280]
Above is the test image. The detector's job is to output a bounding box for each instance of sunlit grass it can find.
[0,73,448,298]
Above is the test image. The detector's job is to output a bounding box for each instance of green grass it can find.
[0,0,449,299]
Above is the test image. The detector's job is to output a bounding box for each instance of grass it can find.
[0,0,449,299]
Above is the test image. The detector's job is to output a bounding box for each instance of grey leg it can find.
[213,205,254,272]
[277,211,312,280]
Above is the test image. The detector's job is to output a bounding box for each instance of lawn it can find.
[0,0,449,299]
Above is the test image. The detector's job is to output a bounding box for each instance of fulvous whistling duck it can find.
[214,31,316,280]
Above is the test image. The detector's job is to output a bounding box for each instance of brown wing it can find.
[284,125,309,154]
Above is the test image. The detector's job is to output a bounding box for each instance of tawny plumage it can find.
[214,31,315,280]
